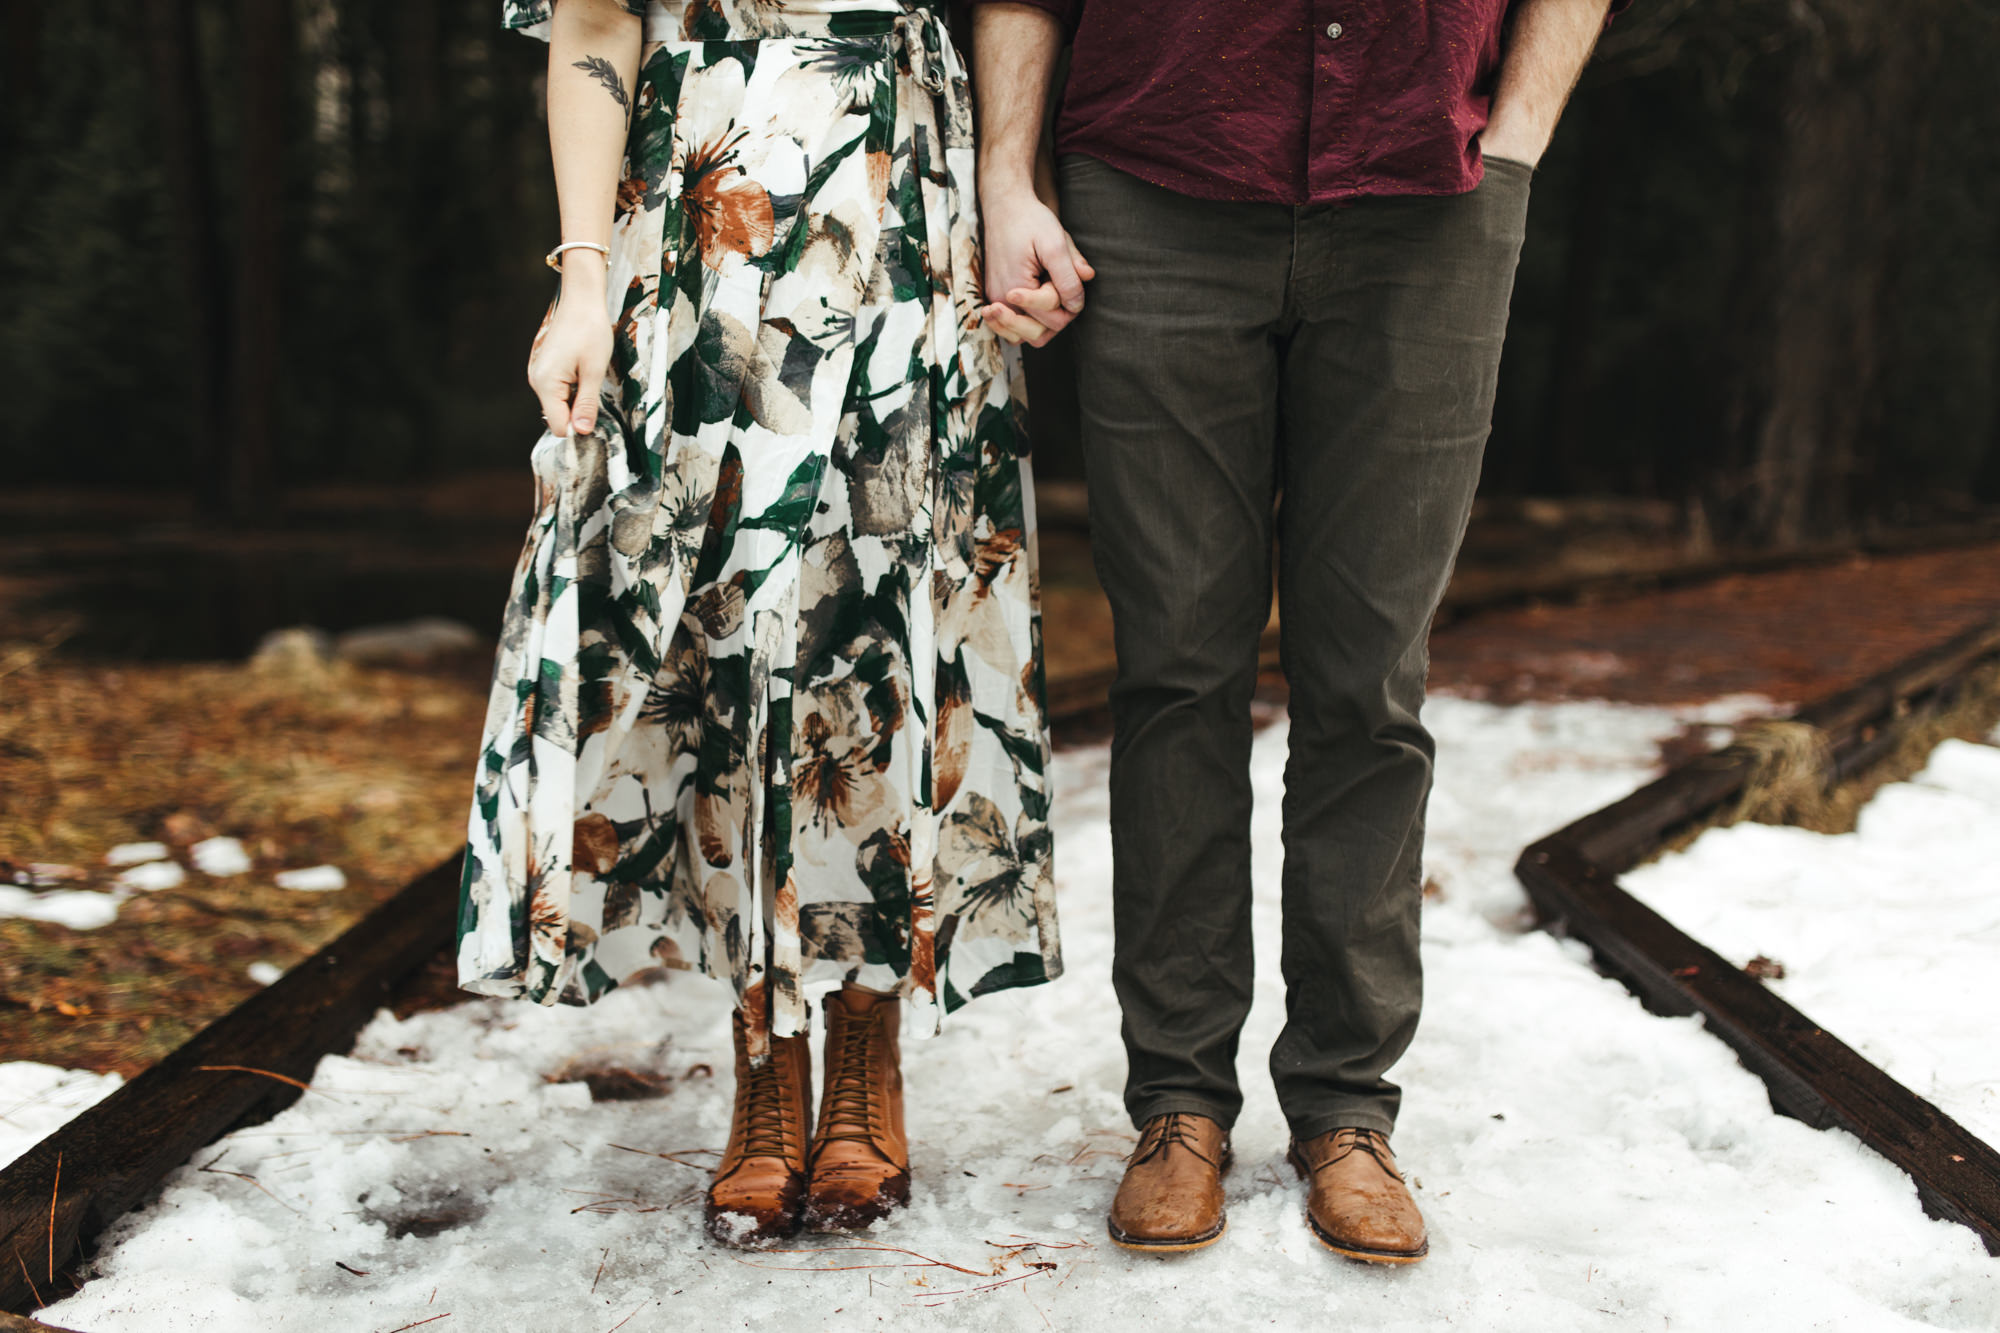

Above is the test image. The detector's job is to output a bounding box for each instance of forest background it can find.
[5,0,2000,553]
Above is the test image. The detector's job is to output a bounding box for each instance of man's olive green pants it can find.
[1057,153,1533,1143]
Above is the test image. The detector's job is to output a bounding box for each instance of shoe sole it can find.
[1286,1144,1428,1265]
[804,1171,911,1233]
[1106,1216,1228,1254]
[1301,1210,1429,1265]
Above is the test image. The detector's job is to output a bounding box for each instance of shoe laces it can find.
[737,1050,800,1160]
[812,1009,888,1158]
[1131,1112,1221,1169]
[1306,1127,1403,1182]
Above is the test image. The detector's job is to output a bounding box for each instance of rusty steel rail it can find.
[1516,613,2000,1255]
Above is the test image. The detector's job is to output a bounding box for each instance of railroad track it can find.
[1517,613,2000,1254]
[5,611,1998,1318]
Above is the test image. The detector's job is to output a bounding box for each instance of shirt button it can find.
[1325,21,1344,38]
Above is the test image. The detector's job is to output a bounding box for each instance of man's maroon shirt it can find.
[983,1,1619,205]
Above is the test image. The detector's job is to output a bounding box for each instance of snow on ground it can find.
[1,1065,124,1170]
[0,846,348,929]
[38,698,2000,1332]
[1624,731,2000,1147]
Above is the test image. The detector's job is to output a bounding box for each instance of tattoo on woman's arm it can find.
[571,55,630,112]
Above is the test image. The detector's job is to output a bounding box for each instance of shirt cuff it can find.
[971,0,1078,32]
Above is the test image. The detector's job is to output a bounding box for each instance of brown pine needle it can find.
[383,1315,452,1333]
[606,1302,647,1332]
[197,1160,304,1215]
[912,1266,1056,1304]
[48,1150,60,1283]
[336,1261,370,1276]
[987,1235,1091,1250]
[607,1143,718,1171]
[16,1247,44,1309]
[591,1248,609,1295]
[197,1065,333,1099]
[753,1243,985,1276]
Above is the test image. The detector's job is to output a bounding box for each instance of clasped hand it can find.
[978,186,1094,348]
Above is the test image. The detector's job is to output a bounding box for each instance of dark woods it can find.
[3,0,1998,545]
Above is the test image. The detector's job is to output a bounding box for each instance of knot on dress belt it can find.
[897,8,951,94]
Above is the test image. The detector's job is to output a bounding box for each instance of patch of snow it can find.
[274,866,346,892]
[333,617,483,667]
[191,837,254,878]
[247,962,285,986]
[249,626,334,668]
[1625,735,2000,1146]
[0,1064,123,1169]
[0,886,125,930]
[104,842,170,867]
[39,697,1998,1332]
[116,860,186,892]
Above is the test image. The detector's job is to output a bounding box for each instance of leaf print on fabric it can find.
[933,652,974,812]
[638,622,707,751]
[793,687,891,836]
[572,813,622,877]
[940,793,1049,922]
[465,0,1060,1043]
[684,129,776,269]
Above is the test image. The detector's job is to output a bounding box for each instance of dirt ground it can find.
[3,536,1996,1078]
[1425,541,2000,705]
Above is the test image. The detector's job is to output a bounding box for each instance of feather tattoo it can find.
[571,56,630,111]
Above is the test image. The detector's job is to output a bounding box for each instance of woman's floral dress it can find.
[459,0,1060,1054]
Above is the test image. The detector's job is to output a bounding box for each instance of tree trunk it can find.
[395,0,447,477]
[1533,92,1618,495]
[1,0,42,133]
[142,0,228,507]
[1718,2,1930,547]
[230,0,288,523]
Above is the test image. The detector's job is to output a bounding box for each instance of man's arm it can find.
[1479,0,1617,167]
[973,2,1092,346]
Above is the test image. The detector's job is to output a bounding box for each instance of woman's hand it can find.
[528,257,613,437]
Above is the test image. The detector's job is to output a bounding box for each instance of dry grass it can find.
[0,648,487,1074]
[1652,659,2000,859]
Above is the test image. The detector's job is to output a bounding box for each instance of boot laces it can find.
[1307,1127,1402,1182]
[813,1010,888,1157]
[738,1052,798,1160]
[1131,1112,1220,1169]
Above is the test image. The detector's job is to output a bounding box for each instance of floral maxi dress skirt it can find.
[459,0,1061,1053]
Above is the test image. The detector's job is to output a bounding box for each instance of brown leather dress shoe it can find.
[1288,1127,1429,1264]
[1107,1112,1231,1253]
[705,1010,813,1248]
[805,987,909,1231]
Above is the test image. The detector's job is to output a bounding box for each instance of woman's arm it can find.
[529,0,642,438]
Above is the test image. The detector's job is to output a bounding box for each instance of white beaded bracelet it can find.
[545,240,611,271]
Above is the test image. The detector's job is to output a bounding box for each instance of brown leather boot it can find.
[1288,1128,1429,1264]
[1106,1112,1231,1253]
[705,1010,812,1248]
[805,987,909,1231]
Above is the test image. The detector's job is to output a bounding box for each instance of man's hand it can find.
[979,184,1095,348]
[971,3,1092,347]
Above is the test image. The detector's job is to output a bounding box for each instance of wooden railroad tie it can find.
[1517,612,2000,1255]
[0,857,462,1316]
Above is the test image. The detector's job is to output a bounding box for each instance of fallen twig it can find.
[382,1314,452,1333]
[196,1153,303,1215]
[607,1142,718,1171]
